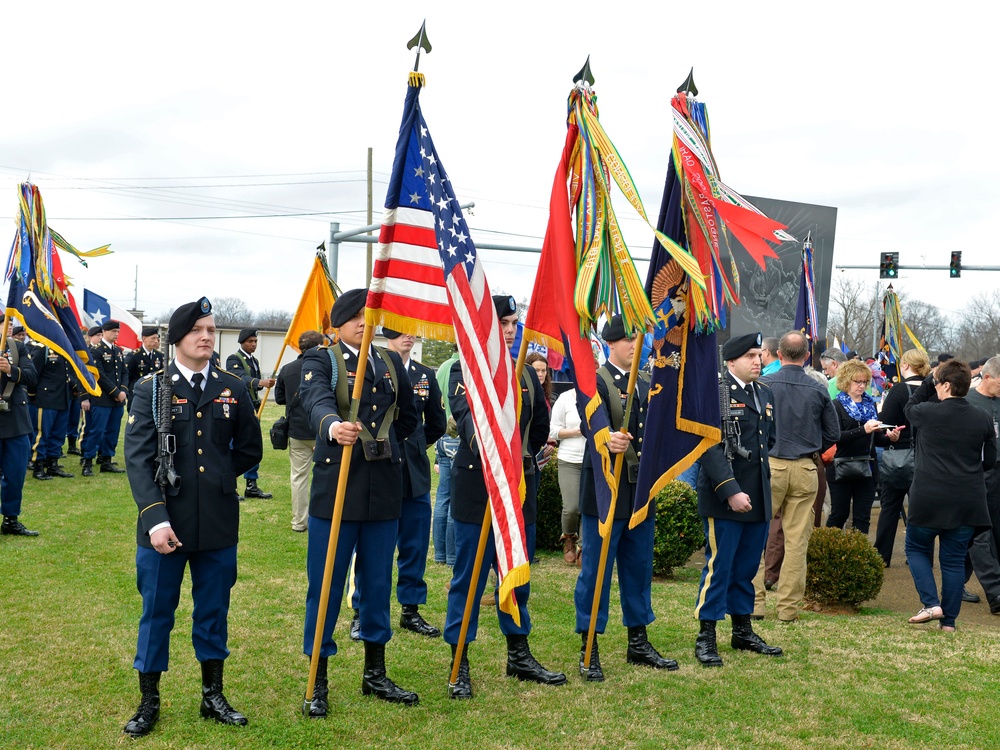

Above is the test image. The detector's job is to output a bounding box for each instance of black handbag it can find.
[832,434,873,482]
[880,382,916,490]
[270,416,290,450]
[832,455,873,482]
[881,446,914,489]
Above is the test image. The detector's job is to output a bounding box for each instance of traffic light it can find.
[950,251,962,278]
[879,252,898,279]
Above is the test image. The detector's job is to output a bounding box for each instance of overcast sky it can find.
[3,2,996,325]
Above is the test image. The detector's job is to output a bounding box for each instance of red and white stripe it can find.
[368,207,451,328]
[446,260,528,578]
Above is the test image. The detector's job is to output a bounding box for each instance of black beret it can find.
[102,320,120,331]
[237,328,258,344]
[493,294,517,319]
[331,288,368,328]
[381,327,402,340]
[723,332,763,361]
[87,326,102,337]
[11,325,25,335]
[141,326,158,338]
[168,297,213,345]
[601,315,632,342]
[937,352,954,364]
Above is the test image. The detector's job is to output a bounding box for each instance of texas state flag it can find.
[79,288,142,350]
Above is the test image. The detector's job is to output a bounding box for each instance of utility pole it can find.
[366,147,374,285]
[328,222,340,282]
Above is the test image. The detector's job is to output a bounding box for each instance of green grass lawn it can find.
[2,404,999,749]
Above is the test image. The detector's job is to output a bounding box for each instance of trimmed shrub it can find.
[535,456,564,551]
[806,527,885,606]
[652,480,704,577]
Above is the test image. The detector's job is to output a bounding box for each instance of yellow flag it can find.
[285,254,339,352]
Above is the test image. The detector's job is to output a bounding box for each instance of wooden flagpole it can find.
[303,320,375,711]
[582,328,645,670]
[449,335,530,686]
[256,345,287,419]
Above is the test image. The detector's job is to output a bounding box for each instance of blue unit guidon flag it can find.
[4,183,100,396]
[365,80,529,621]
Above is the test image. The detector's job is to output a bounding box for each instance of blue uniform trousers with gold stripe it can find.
[443,518,535,644]
[349,491,433,609]
[694,517,768,621]
[574,513,655,634]
[134,545,237,673]
[0,434,30,517]
[304,516,396,656]
[38,408,70,460]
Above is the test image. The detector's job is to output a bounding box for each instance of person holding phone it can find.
[826,360,900,535]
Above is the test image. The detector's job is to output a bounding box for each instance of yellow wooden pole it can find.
[583,330,645,671]
[448,335,530,686]
[256,345,288,420]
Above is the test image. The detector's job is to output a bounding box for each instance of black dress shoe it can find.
[400,605,441,637]
[361,642,419,705]
[123,672,161,738]
[448,644,472,700]
[764,579,777,591]
[349,609,362,641]
[302,657,329,718]
[199,659,248,726]
[505,635,567,685]
[99,456,126,474]
[962,587,981,603]
[32,462,52,480]
[731,615,783,656]
[579,633,604,682]
[1,516,39,537]
[990,598,1000,615]
[626,626,679,671]
[243,480,272,499]
[46,458,74,478]
[695,620,723,667]
[81,458,94,477]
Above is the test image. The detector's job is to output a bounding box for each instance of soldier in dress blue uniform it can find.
[29,340,80,480]
[348,327,446,639]
[694,332,783,666]
[125,326,165,409]
[299,289,419,716]
[443,295,566,700]
[575,315,678,681]
[227,328,275,499]
[0,314,40,537]
[80,320,128,476]
[122,297,262,738]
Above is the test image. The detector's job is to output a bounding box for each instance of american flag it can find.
[366,82,529,619]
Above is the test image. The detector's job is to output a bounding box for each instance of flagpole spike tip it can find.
[407,20,432,73]
[676,68,698,96]
[573,55,595,86]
